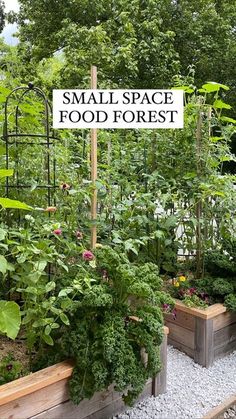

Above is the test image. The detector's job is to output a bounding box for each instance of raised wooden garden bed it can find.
[164,300,236,367]
[0,327,168,419]
[203,393,236,419]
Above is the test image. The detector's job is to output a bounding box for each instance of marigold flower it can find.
[53,228,62,235]
[174,281,180,287]
[45,206,57,213]
[179,275,186,282]
[82,250,94,261]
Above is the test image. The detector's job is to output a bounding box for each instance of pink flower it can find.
[76,230,83,240]
[53,228,62,236]
[60,183,70,190]
[82,250,94,261]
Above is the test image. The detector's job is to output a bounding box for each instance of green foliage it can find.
[44,246,171,406]
[224,294,236,312]
[212,278,234,296]
[0,301,21,339]
[0,353,22,385]
[182,294,208,309]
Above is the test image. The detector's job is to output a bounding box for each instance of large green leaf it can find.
[213,99,231,110]
[0,301,21,339]
[0,169,14,178]
[0,198,32,210]
[201,82,229,92]
[0,255,7,274]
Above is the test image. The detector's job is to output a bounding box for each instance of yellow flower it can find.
[173,280,180,287]
[179,275,186,282]
[95,243,103,248]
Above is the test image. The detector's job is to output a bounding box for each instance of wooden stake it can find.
[196,108,203,278]
[90,65,97,249]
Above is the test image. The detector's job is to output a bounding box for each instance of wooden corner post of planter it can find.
[90,65,98,249]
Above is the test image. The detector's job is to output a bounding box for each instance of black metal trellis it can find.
[2,83,59,209]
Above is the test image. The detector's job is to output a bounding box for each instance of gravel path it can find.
[116,346,236,419]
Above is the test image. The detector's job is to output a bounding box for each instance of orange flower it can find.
[45,206,57,213]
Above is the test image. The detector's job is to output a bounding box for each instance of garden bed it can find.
[164,300,236,367]
[0,327,168,419]
[204,393,236,419]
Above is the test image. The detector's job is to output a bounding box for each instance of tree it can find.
[8,0,236,96]
[0,0,5,33]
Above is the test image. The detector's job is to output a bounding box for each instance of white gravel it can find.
[115,346,236,419]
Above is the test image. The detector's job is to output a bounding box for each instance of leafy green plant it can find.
[0,353,22,384]
[36,245,173,406]
[225,294,236,312]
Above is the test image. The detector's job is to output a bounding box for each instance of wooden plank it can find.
[165,321,195,350]
[0,378,69,419]
[164,310,195,331]
[213,311,236,332]
[168,337,195,359]
[214,338,236,360]
[90,65,98,249]
[0,361,73,406]
[194,318,214,367]
[203,393,236,419]
[153,333,167,396]
[32,380,153,419]
[174,300,226,319]
[214,323,236,349]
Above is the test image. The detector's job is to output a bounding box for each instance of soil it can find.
[0,336,30,374]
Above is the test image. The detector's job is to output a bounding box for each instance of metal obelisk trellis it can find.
[2,83,58,210]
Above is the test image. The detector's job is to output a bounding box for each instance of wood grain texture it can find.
[153,333,167,396]
[203,393,236,419]
[168,337,195,359]
[0,378,69,419]
[0,361,74,406]
[164,310,195,331]
[214,338,236,360]
[165,321,195,349]
[214,323,236,350]
[194,318,214,367]
[213,312,236,332]
[31,382,153,419]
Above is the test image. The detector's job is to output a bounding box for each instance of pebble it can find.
[115,346,236,419]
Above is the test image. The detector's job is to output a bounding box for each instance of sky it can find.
[1,0,19,46]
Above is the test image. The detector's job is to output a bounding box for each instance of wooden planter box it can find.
[164,300,236,367]
[0,327,168,419]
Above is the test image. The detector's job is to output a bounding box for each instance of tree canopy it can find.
[6,0,234,94]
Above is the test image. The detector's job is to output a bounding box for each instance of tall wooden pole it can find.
[195,107,203,278]
[90,65,98,249]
